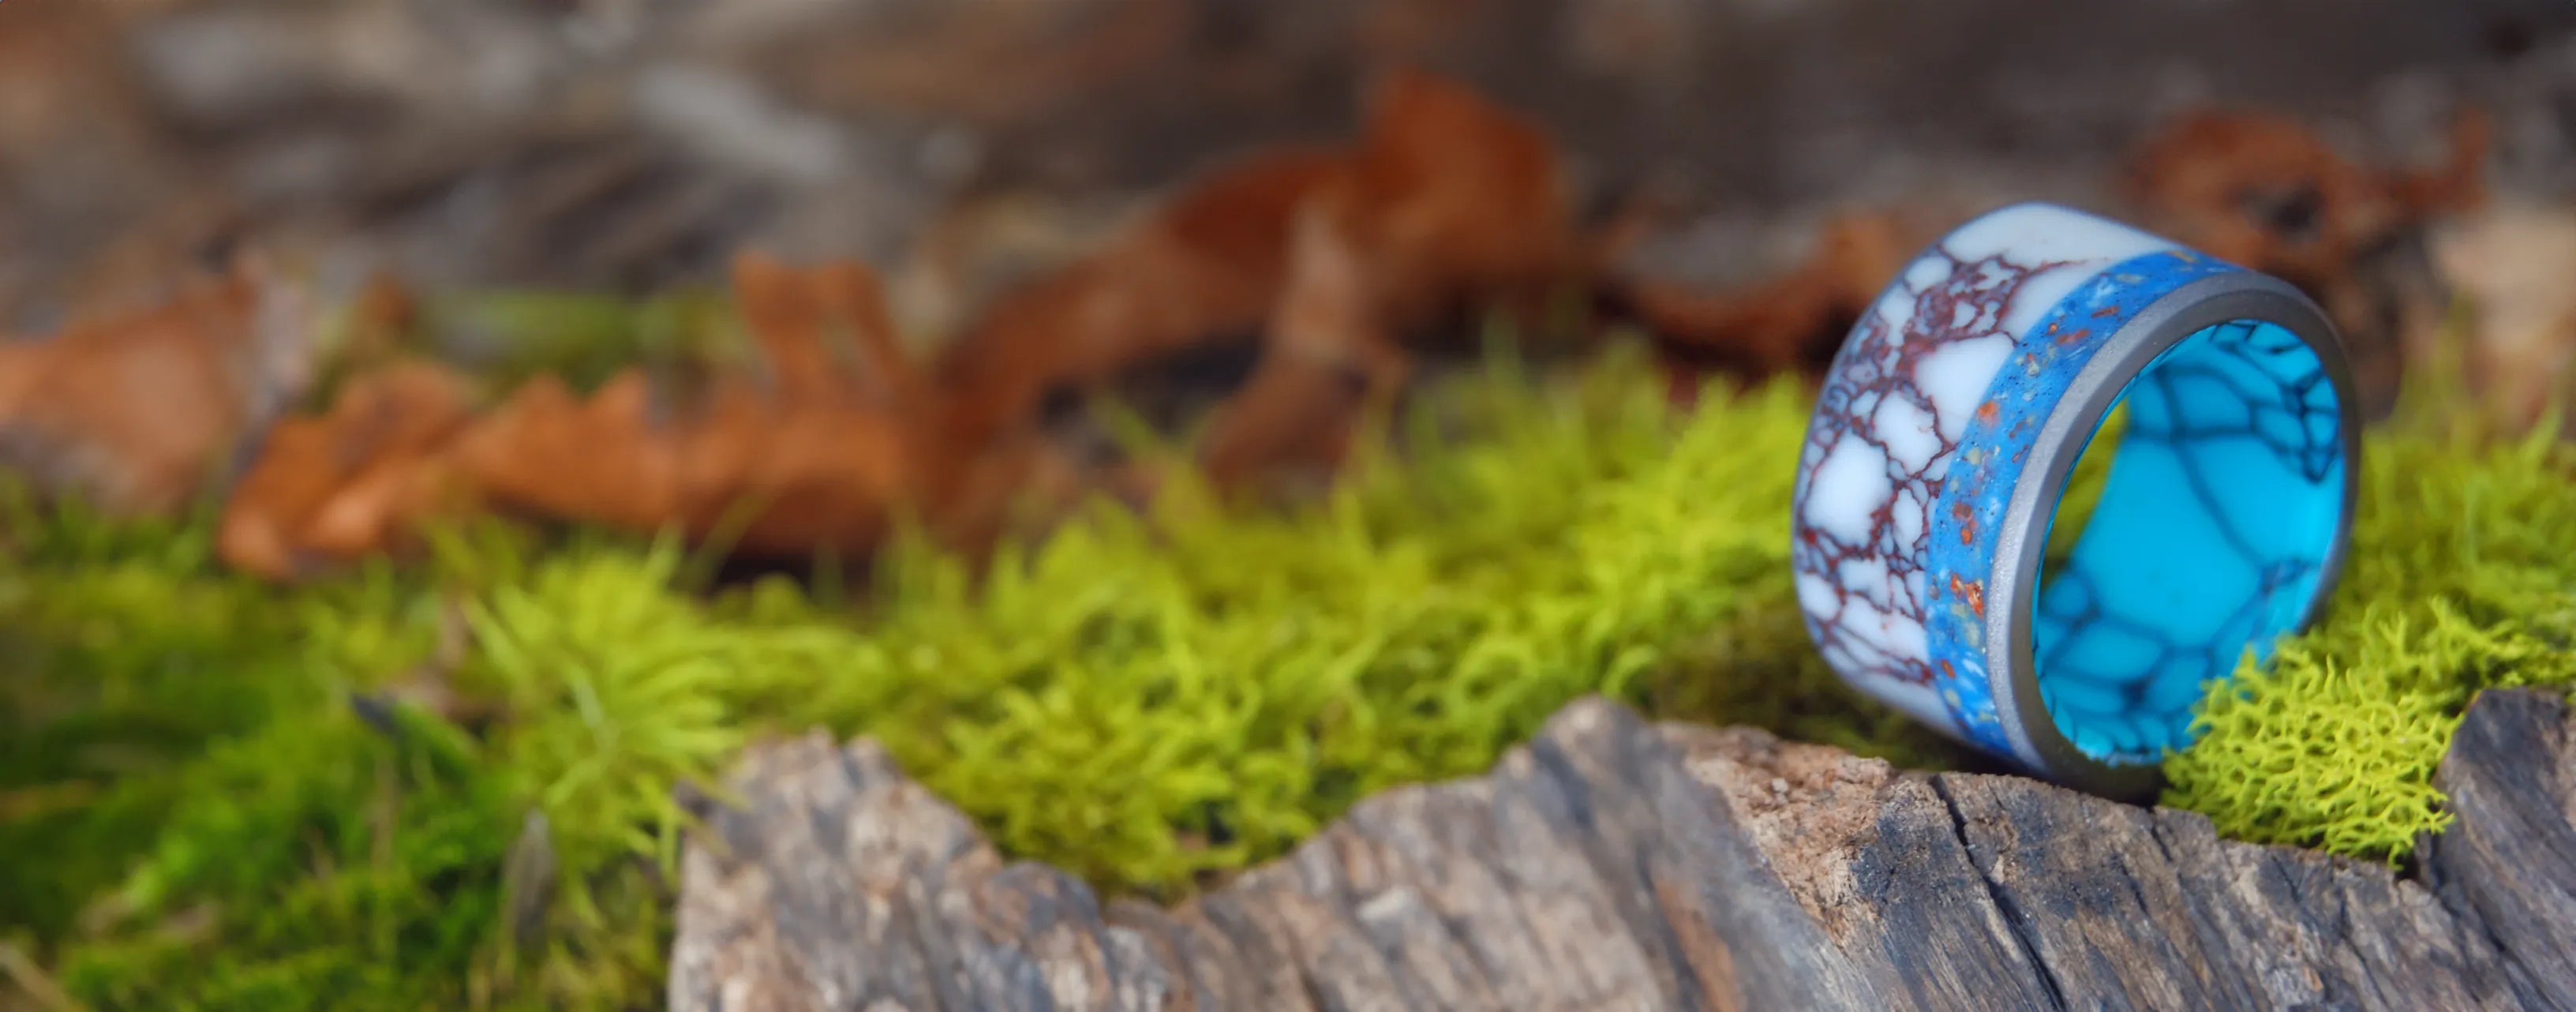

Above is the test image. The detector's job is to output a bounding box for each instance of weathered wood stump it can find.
[669,689,2576,1010]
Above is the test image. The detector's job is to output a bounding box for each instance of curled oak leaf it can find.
[713,254,935,556]
[2391,110,2494,219]
[2127,108,2490,419]
[0,264,311,517]
[1619,211,1915,387]
[451,257,931,560]
[733,251,845,405]
[807,260,930,412]
[1198,351,1379,495]
[672,380,918,558]
[454,369,687,535]
[1320,66,1582,332]
[934,148,1342,451]
[732,251,923,410]
[2123,108,2490,288]
[1203,186,1403,492]
[2125,111,2389,283]
[905,425,1095,566]
[218,362,479,580]
[222,256,947,577]
[931,69,1575,497]
[1205,67,1580,489]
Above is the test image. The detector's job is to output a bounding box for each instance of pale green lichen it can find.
[2159,414,2576,859]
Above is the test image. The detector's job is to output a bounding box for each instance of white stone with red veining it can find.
[1792,204,2177,737]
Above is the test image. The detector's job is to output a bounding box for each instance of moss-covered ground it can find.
[2,342,2570,1010]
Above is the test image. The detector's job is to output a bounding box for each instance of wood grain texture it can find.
[2427,688,2576,1012]
[673,690,2576,1011]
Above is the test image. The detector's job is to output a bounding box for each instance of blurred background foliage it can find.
[6,0,2576,1008]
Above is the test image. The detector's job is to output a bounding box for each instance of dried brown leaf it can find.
[934,147,1342,449]
[2124,108,2489,287]
[1314,66,1579,329]
[217,360,478,579]
[732,250,919,408]
[220,257,942,575]
[455,369,686,534]
[453,257,933,559]
[195,73,1602,573]
[940,67,1580,494]
[2125,107,2492,419]
[0,266,305,516]
[673,380,915,557]
[1206,68,1579,488]
[1622,212,1915,383]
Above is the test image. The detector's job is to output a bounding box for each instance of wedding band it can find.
[1789,202,2359,796]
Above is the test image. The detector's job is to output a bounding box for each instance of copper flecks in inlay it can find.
[1949,573,1986,617]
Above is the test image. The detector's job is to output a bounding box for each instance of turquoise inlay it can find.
[2029,320,2342,759]
[1924,250,2346,764]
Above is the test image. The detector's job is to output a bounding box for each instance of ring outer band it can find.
[1983,269,2362,798]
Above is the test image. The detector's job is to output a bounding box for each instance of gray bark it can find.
[671,688,2576,1010]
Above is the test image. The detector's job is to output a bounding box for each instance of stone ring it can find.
[1789,202,2361,797]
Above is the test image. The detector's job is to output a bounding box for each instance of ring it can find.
[1789,202,2360,796]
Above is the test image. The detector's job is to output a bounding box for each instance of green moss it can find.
[2,339,2570,1009]
[298,287,747,414]
[414,289,747,395]
[2160,415,2576,859]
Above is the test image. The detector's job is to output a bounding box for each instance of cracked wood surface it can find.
[2427,689,2576,1011]
[670,689,2576,1010]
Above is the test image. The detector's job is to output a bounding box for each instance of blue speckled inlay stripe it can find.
[1923,249,2245,758]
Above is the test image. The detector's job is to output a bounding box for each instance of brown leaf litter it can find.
[1618,212,1919,386]
[1198,67,1586,488]
[220,253,950,579]
[0,261,309,517]
[930,146,1344,454]
[2122,108,2491,290]
[217,361,477,579]
[934,68,1587,493]
[459,253,930,559]
[2121,108,2494,417]
[219,68,1598,575]
[0,66,2544,579]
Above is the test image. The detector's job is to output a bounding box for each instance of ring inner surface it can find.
[2031,318,2344,762]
